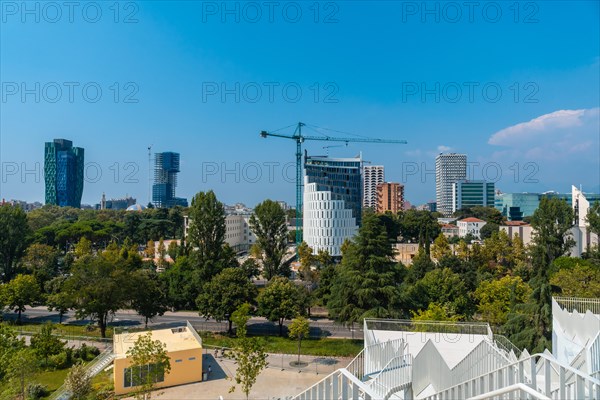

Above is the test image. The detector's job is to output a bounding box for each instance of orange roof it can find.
[459,217,485,223]
[502,221,530,226]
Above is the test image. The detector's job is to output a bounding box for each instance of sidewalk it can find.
[153,352,352,400]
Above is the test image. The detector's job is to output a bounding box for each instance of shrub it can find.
[48,352,69,369]
[26,383,48,400]
[74,344,100,361]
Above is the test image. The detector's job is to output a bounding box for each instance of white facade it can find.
[303,177,358,257]
[435,153,467,217]
[363,165,384,209]
[500,223,534,244]
[183,213,255,253]
[457,217,486,239]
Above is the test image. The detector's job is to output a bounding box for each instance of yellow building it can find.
[113,322,203,395]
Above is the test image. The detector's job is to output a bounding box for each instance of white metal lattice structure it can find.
[292,298,600,400]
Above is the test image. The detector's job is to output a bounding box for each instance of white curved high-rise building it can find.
[303,155,362,256]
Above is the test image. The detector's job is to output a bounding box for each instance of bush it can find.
[48,352,69,369]
[26,383,48,400]
[74,344,100,361]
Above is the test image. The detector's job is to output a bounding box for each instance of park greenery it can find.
[0,322,104,399]
[0,191,599,379]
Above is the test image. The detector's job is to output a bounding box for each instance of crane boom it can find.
[260,122,407,250]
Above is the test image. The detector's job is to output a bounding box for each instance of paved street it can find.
[2,307,364,340]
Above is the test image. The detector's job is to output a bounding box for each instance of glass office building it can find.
[452,180,495,213]
[303,154,362,256]
[152,152,188,208]
[44,139,85,208]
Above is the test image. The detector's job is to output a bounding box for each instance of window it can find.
[124,364,165,388]
[188,357,196,361]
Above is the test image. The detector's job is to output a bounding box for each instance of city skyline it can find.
[1,2,598,206]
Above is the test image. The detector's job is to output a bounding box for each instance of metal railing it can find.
[423,353,600,400]
[49,345,115,400]
[364,319,491,337]
[554,297,600,315]
[493,334,523,360]
[293,368,378,400]
[367,354,412,400]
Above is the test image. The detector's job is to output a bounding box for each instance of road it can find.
[2,307,364,340]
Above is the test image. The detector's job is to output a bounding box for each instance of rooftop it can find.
[113,323,202,358]
[502,221,530,226]
[459,217,485,223]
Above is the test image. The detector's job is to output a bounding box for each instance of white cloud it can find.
[437,145,452,152]
[488,109,597,146]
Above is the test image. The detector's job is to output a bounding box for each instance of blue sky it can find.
[1,0,599,207]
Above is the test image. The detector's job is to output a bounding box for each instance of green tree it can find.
[231,303,252,338]
[407,247,435,283]
[131,269,169,328]
[240,259,260,280]
[0,325,24,381]
[249,200,288,279]
[187,191,226,261]
[45,276,74,324]
[30,322,66,366]
[157,238,167,270]
[0,205,31,282]
[328,213,404,326]
[21,244,60,290]
[288,316,310,365]
[297,242,316,281]
[145,240,155,259]
[550,262,600,298]
[313,263,337,307]
[167,241,179,261]
[257,277,303,336]
[411,268,471,318]
[63,252,129,338]
[3,348,39,400]
[398,210,440,252]
[160,256,203,310]
[65,362,93,400]
[126,332,171,400]
[480,222,499,240]
[227,337,268,400]
[509,197,576,351]
[1,274,41,323]
[196,268,257,334]
[74,237,92,258]
[586,201,600,236]
[453,206,504,225]
[431,233,451,261]
[474,276,531,326]
[530,197,575,268]
[411,303,460,322]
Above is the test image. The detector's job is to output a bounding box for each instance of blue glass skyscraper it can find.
[44,139,84,208]
[152,152,188,208]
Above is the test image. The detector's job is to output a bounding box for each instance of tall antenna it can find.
[148,145,153,206]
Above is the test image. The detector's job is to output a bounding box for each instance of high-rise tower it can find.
[152,152,188,208]
[303,154,362,256]
[363,165,384,209]
[44,139,84,208]
[435,153,467,217]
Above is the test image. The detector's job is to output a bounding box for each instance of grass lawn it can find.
[201,333,363,357]
[34,368,70,394]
